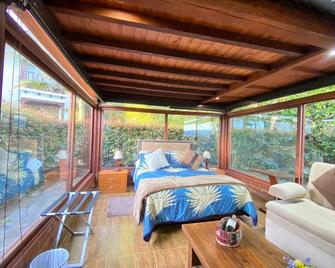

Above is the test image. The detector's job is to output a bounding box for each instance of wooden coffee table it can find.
[182,220,287,268]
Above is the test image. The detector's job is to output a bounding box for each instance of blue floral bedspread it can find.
[0,151,44,203]
[133,165,258,241]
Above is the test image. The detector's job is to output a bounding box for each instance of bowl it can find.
[216,216,242,247]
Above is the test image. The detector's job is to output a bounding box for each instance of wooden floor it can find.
[70,191,266,268]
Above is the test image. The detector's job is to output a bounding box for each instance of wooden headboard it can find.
[137,140,193,154]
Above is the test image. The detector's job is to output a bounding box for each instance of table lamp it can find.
[203,150,211,169]
[56,149,67,160]
[114,149,123,171]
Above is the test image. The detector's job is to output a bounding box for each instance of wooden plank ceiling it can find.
[38,0,335,109]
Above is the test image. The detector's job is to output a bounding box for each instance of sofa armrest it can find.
[268,182,306,200]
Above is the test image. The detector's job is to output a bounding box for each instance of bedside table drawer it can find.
[99,170,128,193]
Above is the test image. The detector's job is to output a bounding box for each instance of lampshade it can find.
[57,149,67,160]
[113,149,123,160]
[203,150,211,159]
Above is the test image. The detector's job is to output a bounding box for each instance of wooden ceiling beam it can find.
[293,66,329,76]
[80,55,246,82]
[224,70,335,111]
[99,86,206,100]
[94,79,215,96]
[100,92,201,108]
[96,0,335,49]
[69,33,270,72]
[87,68,227,90]
[93,79,218,95]
[47,3,307,57]
[202,48,328,103]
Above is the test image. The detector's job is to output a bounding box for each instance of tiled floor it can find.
[69,191,266,268]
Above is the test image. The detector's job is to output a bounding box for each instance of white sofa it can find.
[265,162,335,268]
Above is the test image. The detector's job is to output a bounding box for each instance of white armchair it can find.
[265,162,335,268]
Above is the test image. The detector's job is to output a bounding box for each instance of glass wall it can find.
[230,109,297,182]
[73,97,93,186]
[168,115,220,166]
[102,111,165,167]
[304,100,335,183]
[0,45,71,256]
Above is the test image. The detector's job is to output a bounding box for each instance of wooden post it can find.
[295,105,305,184]
[220,113,230,170]
[91,106,102,187]
[0,1,6,114]
[164,113,168,140]
[66,94,76,191]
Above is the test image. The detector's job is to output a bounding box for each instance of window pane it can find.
[230,109,297,182]
[304,100,335,184]
[168,115,220,166]
[102,111,165,167]
[73,97,92,186]
[0,45,70,255]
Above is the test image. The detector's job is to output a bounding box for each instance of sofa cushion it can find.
[266,199,335,246]
[307,162,335,210]
[312,169,335,209]
[268,182,306,200]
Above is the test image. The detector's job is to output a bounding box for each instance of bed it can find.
[133,140,258,241]
[0,148,44,203]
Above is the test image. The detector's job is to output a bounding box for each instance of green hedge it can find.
[0,104,68,171]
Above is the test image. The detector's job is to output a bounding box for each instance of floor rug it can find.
[107,195,134,217]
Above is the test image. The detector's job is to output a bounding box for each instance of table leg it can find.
[188,244,200,268]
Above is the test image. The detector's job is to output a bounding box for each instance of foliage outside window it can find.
[304,100,335,183]
[73,97,93,186]
[102,111,165,167]
[168,115,220,166]
[230,109,297,182]
[0,45,71,256]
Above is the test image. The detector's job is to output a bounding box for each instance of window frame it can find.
[71,96,94,188]
[0,22,96,263]
[100,106,223,170]
[0,6,98,266]
[225,92,335,189]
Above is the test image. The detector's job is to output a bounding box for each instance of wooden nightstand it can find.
[99,169,128,193]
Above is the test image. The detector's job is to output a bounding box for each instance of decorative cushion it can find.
[308,162,335,210]
[144,148,169,171]
[178,149,204,170]
[312,168,335,209]
[166,152,188,168]
[268,182,306,200]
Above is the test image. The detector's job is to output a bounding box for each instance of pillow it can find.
[138,150,151,169]
[144,148,169,171]
[178,149,204,170]
[164,152,187,168]
[268,182,306,200]
[312,168,335,209]
[0,148,18,175]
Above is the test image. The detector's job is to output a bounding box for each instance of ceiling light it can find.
[328,49,335,57]
[215,97,220,100]
[198,104,203,107]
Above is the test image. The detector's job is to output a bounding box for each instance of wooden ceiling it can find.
[28,0,335,109]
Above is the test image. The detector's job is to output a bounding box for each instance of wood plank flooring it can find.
[69,191,266,268]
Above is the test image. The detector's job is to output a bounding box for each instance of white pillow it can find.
[144,148,169,171]
[268,182,306,200]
